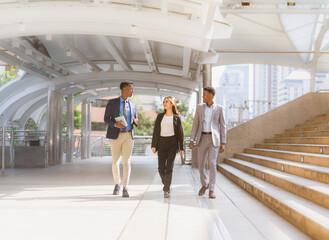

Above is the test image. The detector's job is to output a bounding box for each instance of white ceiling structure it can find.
[1,0,329,128]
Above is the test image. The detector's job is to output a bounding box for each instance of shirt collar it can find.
[206,103,214,109]
[120,96,128,103]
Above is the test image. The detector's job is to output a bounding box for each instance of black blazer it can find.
[104,97,138,139]
[151,113,184,153]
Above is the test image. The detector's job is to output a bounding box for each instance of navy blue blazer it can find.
[104,97,138,139]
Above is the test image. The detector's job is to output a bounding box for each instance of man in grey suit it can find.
[189,86,226,199]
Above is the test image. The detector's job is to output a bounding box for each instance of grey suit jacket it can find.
[190,103,226,147]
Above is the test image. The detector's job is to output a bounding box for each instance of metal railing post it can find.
[2,126,5,175]
[10,129,14,168]
[100,136,104,158]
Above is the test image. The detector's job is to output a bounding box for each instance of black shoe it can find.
[113,184,120,195]
[122,188,129,198]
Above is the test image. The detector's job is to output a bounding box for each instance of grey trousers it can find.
[197,134,219,191]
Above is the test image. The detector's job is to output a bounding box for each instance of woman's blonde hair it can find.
[163,96,179,115]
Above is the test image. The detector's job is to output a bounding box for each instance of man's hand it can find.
[151,147,156,154]
[114,120,126,129]
[189,141,194,150]
[133,116,139,125]
[219,144,225,153]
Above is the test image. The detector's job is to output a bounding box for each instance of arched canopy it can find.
[0,0,232,127]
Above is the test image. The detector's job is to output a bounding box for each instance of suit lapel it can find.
[211,104,217,122]
[200,104,206,125]
[114,97,120,116]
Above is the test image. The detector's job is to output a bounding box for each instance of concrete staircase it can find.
[218,112,329,240]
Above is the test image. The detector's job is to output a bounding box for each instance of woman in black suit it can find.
[152,96,184,198]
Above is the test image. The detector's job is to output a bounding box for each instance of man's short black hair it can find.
[120,81,133,90]
[204,86,216,96]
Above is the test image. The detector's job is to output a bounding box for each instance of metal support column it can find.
[66,94,74,162]
[47,89,63,165]
[86,102,91,158]
[10,129,14,167]
[81,100,88,159]
[1,126,5,175]
[202,64,212,88]
[56,91,63,165]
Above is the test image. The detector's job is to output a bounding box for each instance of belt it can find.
[120,130,132,133]
[202,132,212,134]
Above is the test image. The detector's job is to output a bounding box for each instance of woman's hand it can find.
[180,150,184,157]
[151,147,157,154]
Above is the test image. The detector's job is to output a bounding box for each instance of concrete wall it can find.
[219,92,329,162]
[14,146,46,167]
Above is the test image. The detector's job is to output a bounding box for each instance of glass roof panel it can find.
[280,13,317,63]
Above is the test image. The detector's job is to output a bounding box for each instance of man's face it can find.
[202,90,213,103]
[123,84,134,97]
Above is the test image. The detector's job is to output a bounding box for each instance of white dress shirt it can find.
[202,104,214,132]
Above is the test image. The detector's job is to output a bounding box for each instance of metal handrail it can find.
[1,126,5,175]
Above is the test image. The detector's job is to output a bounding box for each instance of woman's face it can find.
[163,98,173,110]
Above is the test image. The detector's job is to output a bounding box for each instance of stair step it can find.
[217,163,329,240]
[286,124,329,133]
[233,153,329,184]
[225,158,329,209]
[255,143,329,154]
[306,116,329,124]
[275,131,329,138]
[245,148,329,167]
[265,137,329,145]
[296,120,329,129]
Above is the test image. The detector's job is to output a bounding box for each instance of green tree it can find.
[25,118,38,130]
[134,109,155,136]
[177,100,194,136]
[62,106,81,133]
[0,66,17,86]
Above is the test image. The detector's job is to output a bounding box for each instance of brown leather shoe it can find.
[198,184,209,196]
[209,191,216,199]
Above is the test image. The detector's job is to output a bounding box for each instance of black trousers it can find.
[158,136,177,192]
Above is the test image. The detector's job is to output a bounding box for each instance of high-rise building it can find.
[253,64,294,116]
[215,65,250,129]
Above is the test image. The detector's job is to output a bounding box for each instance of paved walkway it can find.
[0,157,310,240]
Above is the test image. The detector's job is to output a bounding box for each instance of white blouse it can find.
[160,115,175,137]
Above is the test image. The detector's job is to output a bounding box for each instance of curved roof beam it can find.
[52,71,197,91]
[0,76,194,126]
[54,36,102,72]
[0,38,73,77]
[18,96,48,128]
[0,2,232,52]
[97,36,133,71]
[0,83,47,115]
[141,40,159,73]
[0,88,46,125]
[0,50,51,80]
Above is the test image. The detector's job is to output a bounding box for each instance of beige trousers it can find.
[110,132,134,187]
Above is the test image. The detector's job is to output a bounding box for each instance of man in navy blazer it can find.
[104,81,138,198]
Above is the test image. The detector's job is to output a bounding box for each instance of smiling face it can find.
[163,98,173,110]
